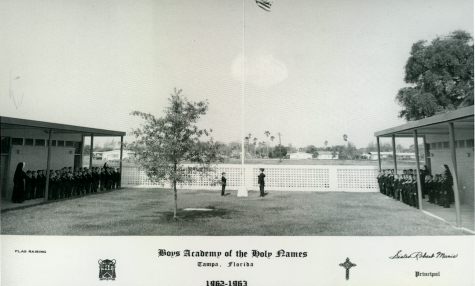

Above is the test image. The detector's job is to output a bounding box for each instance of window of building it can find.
[443,142,449,148]
[25,139,34,146]
[467,139,474,148]
[57,140,65,147]
[73,142,82,154]
[457,140,465,148]
[65,141,74,147]
[437,142,443,149]
[431,142,437,149]
[35,139,46,146]
[12,138,23,145]
[1,137,11,154]
[51,140,57,147]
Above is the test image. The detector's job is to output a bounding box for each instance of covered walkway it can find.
[1,116,125,203]
[375,106,474,231]
[421,200,474,233]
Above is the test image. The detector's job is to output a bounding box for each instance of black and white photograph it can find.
[1,0,474,285]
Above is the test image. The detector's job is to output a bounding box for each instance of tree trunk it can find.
[173,179,177,219]
[173,163,177,220]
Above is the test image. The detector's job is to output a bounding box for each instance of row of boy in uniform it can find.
[377,166,454,209]
[22,166,121,201]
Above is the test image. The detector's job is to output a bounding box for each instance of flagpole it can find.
[238,0,248,197]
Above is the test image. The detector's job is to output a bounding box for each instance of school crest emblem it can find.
[98,259,116,281]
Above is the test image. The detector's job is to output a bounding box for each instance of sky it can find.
[1,0,473,149]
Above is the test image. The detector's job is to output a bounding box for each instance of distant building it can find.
[316,151,338,160]
[289,152,313,160]
[101,150,135,161]
[93,151,103,160]
[368,152,416,160]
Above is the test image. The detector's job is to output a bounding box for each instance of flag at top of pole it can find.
[255,0,272,12]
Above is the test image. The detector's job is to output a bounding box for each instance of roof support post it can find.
[376,136,381,171]
[44,129,53,202]
[448,122,462,228]
[392,134,397,174]
[79,134,84,168]
[89,134,94,169]
[422,136,431,174]
[413,130,423,210]
[119,136,123,188]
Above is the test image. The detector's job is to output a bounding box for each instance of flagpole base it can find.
[237,186,248,197]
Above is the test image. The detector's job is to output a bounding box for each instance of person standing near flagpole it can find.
[258,168,266,197]
[221,172,227,196]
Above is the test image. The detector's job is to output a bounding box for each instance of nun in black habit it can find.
[11,162,27,203]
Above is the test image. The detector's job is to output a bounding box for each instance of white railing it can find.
[120,164,380,192]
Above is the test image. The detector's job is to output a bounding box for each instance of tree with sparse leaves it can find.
[128,88,223,219]
[396,30,474,121]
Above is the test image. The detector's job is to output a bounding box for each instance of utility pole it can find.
[278,132,282,162]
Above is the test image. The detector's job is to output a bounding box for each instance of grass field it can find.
[1,187,468,236]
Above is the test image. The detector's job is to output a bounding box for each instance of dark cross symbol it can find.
[339,257,356,280]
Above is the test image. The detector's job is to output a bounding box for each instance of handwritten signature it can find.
[389,250,458,260]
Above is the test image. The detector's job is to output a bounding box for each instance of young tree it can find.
[128,88,223,219]
[396,30,474,121]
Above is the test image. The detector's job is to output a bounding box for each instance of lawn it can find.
[1,187,468,236]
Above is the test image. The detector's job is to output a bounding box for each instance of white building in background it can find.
[368,152,416,160]
[101,150,135,161]
[289,152,313,159]
[316,151,338,160]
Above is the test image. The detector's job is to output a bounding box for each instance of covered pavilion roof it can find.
[1,116,125,137]
[374,106,473,137]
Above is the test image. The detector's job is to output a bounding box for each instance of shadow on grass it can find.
[154,206,233,222]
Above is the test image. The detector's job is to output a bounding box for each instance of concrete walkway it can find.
[421,199,474,232]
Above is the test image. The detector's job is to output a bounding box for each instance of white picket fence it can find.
[120,164,380,192]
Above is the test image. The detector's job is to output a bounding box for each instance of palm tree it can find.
[253,138,257,157]
[270,135,275,157]
[244,136,249,157]
[343,134,348,148]
[324,140,328,151]
[264,131,270,157]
